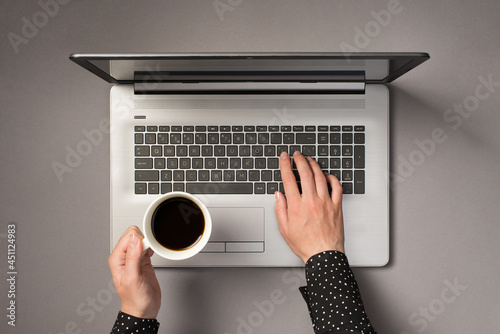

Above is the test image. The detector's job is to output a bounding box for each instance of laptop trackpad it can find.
[208,207,264,242]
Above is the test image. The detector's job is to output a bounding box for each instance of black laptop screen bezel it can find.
[69,52,429,84]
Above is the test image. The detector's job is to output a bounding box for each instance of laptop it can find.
[70,52,429,267]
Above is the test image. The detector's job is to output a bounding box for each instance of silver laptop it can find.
[70,53,429,267]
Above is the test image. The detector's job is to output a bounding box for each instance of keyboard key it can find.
[354,170,365,194]
[330,145,340,156]
[135,146,150,156]
[173,183,184,192]
[318,133,328,144]
[147,126,158,132]
[158,133,168,144]
[239,146,250,156]
[145,133,156,144]
[330,133,340,144]
[135,126,145,132]
[242,158,253,169]
[245,133,257,144]
[233,133,244,144]
[354,125,365,131]
[195,126,206,132]
[249,170,260,181]
[183,133,194,144]
[189,146,200,157]
[252,145,263,156]
[342,170,353,181]
[135,158,153,169]
[264,146,276,156]
[199,170,209,181]
[211,170,222,181]
[271,133,282,144]
[224,170,235,181]
[318,146,328,156]
[255,158,266,169]
[274,170,282,181]
[318,158,328,169]
[173,170,184,181]
[330,126,341,131]
[183,126,194,132]
[217,158,229,169]
[230,158,241,169]
[135,183,147,194]
[261,170,272,181]
[135,170,159,181]
[176,146,187,157]
[195,133,207,144]
[164,146,175,156]
[268,158,279,169]
[159,126,170,132]
[283,133,294,144]
[171,126,182,132]
[202,146,213,156]
[151,146,162,156]
[281,126,291,132]
[267,182,278,194]
[254,183,266,194]
[354,133,365,144]
[205,158,216,169]
[244,126,255,132]
[208,126,218,132]
[302,145,316,156]
[192,158,203,169]
[220,133,231,144]
[256,126,267,132]
[330,158,340,169]
[161,183,172,194]
[135,133,144,144]
[318,126,328,131]
[214,146,225,156]
[296,133,316,144]
[342,158,353,169]
[269,126,279,132]
[342,182,353,194]
[232,125,243,132]
[354,146,365,168]
[330,170,341,180]
[155,158,166,169]
[208,133,219,144]
[179,158,190,169]
[167,158,178,169]
[342,133,353,144]
[220,126,231,132]
[293,126,304,132]
[148,183,159,194]
[236,170,247,181]
[257,133,269,144]
[342,145,353,156]
[161,170,172,181]
[227,146,238,156]
[170,133,181,144]
[305,126,316,132]
[342,126,353,132]
[187,182,253,194]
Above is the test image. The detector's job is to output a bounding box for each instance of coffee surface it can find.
[152,197,205,251]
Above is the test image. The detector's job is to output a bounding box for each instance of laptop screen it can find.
[70,53,429,84]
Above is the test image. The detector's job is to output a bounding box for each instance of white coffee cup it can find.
[142,192,212,260]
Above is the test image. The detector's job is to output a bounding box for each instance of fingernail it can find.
[129,233,137,247]
[275,191,280,201]
[280,151,288,159]
[306,156,312,161]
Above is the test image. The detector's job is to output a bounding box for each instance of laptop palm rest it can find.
[203,207,265,253]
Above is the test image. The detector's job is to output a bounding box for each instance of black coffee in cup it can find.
[151,197,205,251]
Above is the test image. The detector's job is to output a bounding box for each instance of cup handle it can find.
[142,237,151,252]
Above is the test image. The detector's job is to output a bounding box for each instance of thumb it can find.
[274,191,288,234]
[124,233,143,281]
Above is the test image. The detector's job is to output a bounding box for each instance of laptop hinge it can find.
[134,82,365,95]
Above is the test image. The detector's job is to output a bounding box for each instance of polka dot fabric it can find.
[299,251,377,333]
[110,311,160,334]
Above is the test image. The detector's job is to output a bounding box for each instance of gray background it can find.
[1,0,499,333]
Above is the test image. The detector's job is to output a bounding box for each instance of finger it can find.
[326,173,343,206]
[274,191,289,237]
[109,226,142,271]
[293,151,316,196]
[124,233,144,282]
[307,156,330,200]
[279,151,300,199]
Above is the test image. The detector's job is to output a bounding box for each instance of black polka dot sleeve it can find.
[110,311,160,334]
[299,251,377,334]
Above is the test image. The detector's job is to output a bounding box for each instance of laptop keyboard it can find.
[134,125,365,195]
